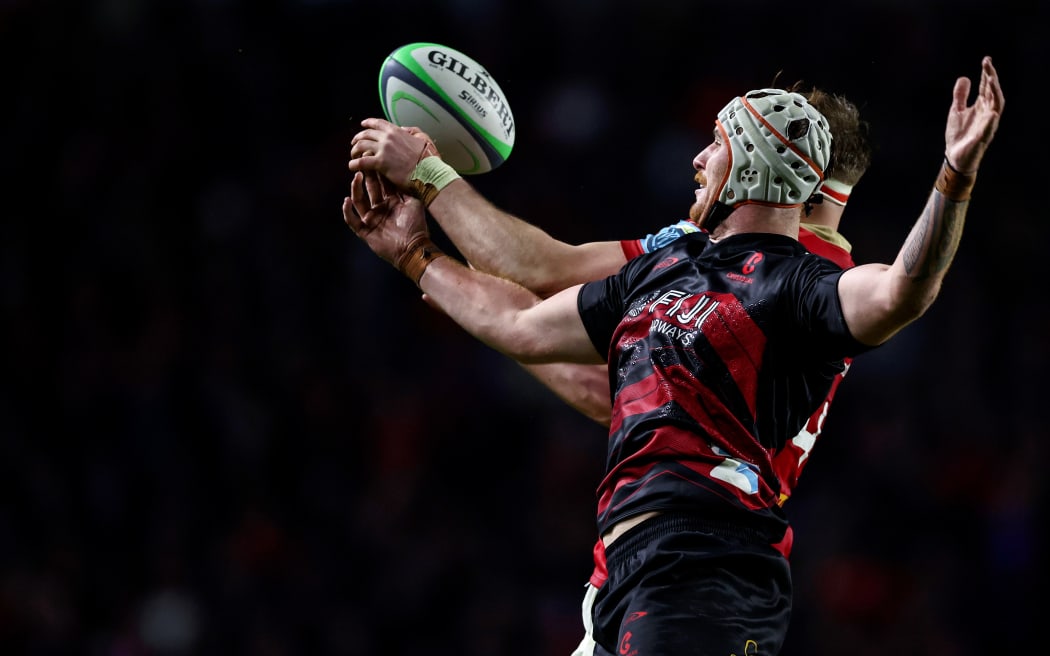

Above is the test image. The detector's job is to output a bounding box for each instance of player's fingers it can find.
[351,128,388,149]
[347,153,379,173]
[984,59,1005,111]
[977,60,995,110]
[360,117,393,131]
[363,171,384,205]
[342,195,363,233]
[377,174,393,199]
[952,76,971,113]
[348,171,370,222]
[350,137,378,159]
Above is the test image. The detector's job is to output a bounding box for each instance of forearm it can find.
[416,254,601,365]
[892,159,972,309]
[428,179,565,287]
[840,161,971,345]
[897,179,968,295]
[428,179,627,297]
[520,362,612,427]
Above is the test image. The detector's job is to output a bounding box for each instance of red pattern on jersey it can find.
[601,362,776,520]
[700,294,766,418]
[591,224,856,580]
[599,285,786,528]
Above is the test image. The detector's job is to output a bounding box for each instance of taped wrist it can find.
[409,156,461,207]
[396,234,446,286]
[935,157,976,201]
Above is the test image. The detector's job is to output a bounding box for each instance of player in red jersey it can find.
[345,58,1002,655]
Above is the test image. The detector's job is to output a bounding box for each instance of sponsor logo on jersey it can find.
[725,251,764,285]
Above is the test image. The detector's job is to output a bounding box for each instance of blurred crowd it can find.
[2,0,1046,654]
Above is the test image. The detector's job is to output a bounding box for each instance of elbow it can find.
[879,273,943,326]
[592,408,612,428]
[895,279,942,323]
[570,387,612,428]
[889,293,935,327]
[861,283,941,346]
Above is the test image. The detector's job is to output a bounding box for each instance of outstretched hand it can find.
[945,56,1004,173]
[342,170,430,270]
[348,118,440,188]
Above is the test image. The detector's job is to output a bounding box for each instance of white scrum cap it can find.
[715,89,832,207]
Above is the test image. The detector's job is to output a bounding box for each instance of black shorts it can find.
[591,512,792,656]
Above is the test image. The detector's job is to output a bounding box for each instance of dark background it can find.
[2,0,1046,654]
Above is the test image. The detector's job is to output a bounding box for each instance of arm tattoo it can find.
[902,194,966,279]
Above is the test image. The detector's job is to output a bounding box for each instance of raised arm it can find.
[343,171,604,366]
[428,179,629,297]
[348,118,628,298]
[838,56,1003,346]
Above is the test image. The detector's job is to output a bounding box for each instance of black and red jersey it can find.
[579,231,870,539]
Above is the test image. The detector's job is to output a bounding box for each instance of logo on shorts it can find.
[619,630,638,656]
[616,612,647,655]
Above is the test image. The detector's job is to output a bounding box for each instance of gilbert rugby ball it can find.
[379,42,515,175]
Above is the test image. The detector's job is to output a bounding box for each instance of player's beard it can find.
[688,185,713,226]
[688,196,708,224]
[688,171,713,226]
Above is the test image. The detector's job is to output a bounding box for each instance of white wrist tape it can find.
[409,156,461,207]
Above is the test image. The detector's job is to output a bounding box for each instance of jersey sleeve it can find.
[576,251,654,362]
[576,277,622,363]
[790,262,873,358]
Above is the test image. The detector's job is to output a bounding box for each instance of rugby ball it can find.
[378,42,515,175]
